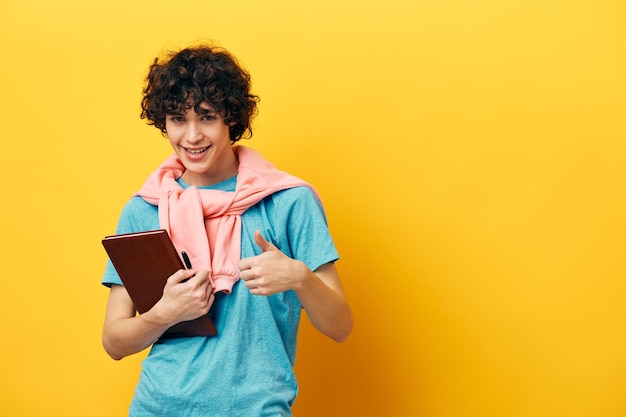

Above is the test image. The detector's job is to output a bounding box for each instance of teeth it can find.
[186,146,209,154]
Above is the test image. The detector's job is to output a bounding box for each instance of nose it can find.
[185,122,203,143]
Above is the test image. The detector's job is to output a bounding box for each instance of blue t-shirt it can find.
[102,176,339,417]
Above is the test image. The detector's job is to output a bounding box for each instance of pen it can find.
[181,251,192,269]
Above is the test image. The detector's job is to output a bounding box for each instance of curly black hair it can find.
[140,45,259,142]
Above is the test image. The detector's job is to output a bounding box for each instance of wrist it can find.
[293,260,316,292]
[140,304,175,329]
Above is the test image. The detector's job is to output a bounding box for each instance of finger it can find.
[239,266,260,282]
[241,276,258,290]
[254,230,277,253]
[187,270,213,290]
[168,269,196,285]
[238,257,252,271]
[203,293,215,311]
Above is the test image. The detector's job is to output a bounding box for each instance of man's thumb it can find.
[254,230,276,252]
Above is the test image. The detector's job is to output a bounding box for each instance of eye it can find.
[168,115,185,123]
[201,114,217,121]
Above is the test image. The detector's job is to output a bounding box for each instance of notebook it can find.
[102,229,217,338]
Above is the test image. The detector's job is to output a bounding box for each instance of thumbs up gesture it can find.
[253,230,278,253]
[238,230,307,296]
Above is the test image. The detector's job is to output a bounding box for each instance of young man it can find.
[101,45,353,416]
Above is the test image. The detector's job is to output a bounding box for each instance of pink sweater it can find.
[135,146,315,293]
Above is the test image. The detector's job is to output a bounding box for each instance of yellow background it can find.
[1,0,625,416]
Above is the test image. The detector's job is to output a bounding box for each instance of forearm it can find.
[295,263,353,342]
[102,270,213,360]
[102,284,176,360]
[102,311,171,360]
[238,236,353,342]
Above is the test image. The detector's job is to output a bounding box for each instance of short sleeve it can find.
[101,197,160,287]
[268,186,339,272]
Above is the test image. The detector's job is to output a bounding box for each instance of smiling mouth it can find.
[184,145,211,155]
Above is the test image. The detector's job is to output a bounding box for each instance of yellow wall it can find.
[1,0,625,416]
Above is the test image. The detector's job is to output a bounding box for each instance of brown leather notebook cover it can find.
[102,229,217,338]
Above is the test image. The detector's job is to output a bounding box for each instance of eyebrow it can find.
[167,105,217,116]
[196,107,217,115]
